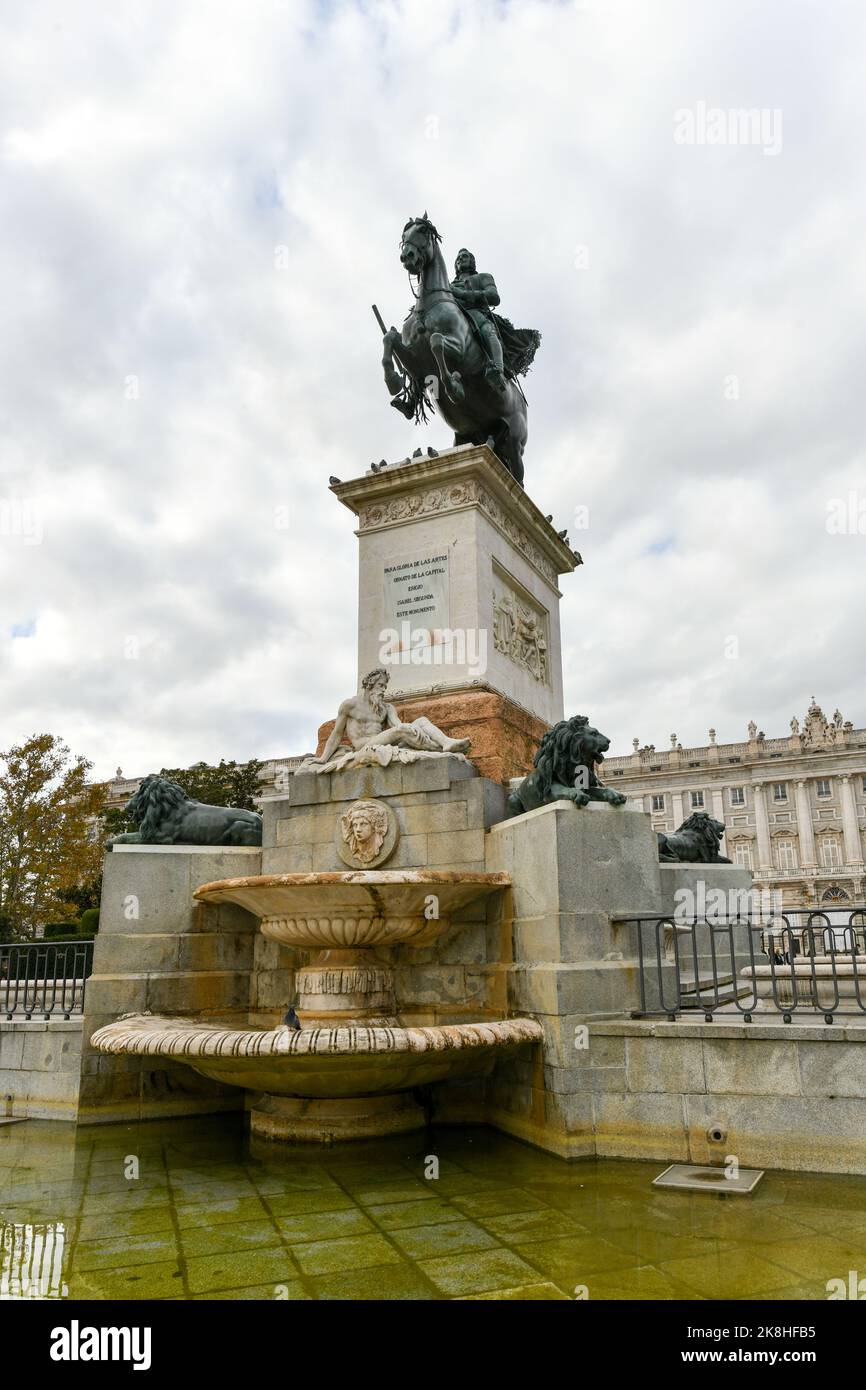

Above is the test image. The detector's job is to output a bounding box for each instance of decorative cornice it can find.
[331,444,578,590]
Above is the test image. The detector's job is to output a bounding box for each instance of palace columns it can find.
[838,774,864,867]
[794,779,817,868]
[671,791,684,826]
[753,782,772,873]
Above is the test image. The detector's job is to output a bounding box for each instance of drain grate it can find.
[653,1163,764,1195]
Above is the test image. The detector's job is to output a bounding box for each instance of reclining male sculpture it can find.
[299,667,471,775]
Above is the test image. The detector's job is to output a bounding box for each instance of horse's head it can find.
[400,213,441,276]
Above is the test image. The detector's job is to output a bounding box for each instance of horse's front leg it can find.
[382,327,404,397]
[428,332,465,403]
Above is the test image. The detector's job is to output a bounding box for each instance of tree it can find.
[154,758,263,812]
[56,875,102,916]
[0,734,105,939]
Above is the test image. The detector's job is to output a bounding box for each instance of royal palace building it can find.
[603,698,866,910]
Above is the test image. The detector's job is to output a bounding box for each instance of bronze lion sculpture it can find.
[657,812,731,863]
[506,715,627,817]
[106,775,262,849]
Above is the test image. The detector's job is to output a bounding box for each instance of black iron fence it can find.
[628,907,866,1022]
[0,941,94,1020]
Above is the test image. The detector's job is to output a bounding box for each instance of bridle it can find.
[402,226,458,313]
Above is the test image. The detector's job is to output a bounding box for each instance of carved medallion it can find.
[336,798,399,868]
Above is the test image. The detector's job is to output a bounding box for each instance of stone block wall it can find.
[78,844,263,1124]
[0,1019,83,1121]
[576,1019,866,1175]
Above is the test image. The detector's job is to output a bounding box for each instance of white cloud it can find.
[1,0,865,778]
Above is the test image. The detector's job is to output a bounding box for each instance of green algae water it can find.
[2,1117,864,1301]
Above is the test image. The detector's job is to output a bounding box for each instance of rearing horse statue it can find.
[380,215,539,486]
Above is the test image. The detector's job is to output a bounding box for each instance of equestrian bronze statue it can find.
[376,215,540,486]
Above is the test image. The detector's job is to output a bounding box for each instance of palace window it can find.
[821,837,842,868]
[651,794,665,812]
[772,782,788,802]
[733,842,753,869]
[690,791,704,809]
[776,839,797,870]
[822,886,850,903]
[816,778,831,798]
[730,787,745,807]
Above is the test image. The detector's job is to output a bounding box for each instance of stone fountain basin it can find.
[90,1015,543,1098]
[192,870,510,948]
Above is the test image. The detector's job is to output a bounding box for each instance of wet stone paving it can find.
[1,1117,865,1301]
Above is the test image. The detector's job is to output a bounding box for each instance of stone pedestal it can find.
[330,444,579,730]
[250,1092,426,1142]
[78,844,264,1123]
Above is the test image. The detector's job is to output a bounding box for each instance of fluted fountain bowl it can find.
[91,1013,542,1141]
[193,870,510,949]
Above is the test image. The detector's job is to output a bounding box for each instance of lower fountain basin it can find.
[92,1014,541,1096]
[91,1014,543,1140]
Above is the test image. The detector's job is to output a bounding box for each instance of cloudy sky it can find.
[2,0,864,781]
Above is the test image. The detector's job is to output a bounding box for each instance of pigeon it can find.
[544,513,553,522]
[328,475,341,485]
[412,447,423,457]
[282,1006,301,1031]
[557,528,569,540]
[427,446,439,457]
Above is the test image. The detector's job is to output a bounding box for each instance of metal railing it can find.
[0,941,94,1020]
[628,907,866,1022]
[1,1221,68,1299]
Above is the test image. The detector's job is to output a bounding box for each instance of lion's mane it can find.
[677,812,725,854]
[531,715,602,799]
[126,776,190,842]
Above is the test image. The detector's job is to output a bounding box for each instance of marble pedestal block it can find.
[482,800,668,1154]
[330,444,579,727]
